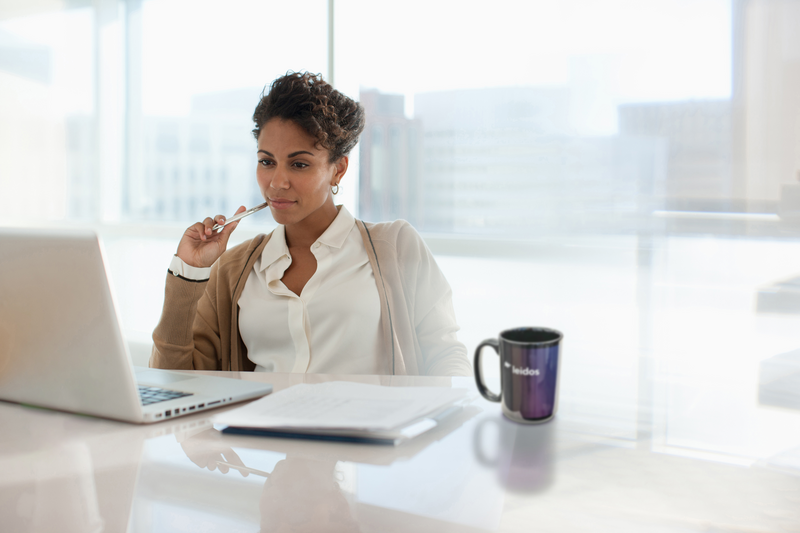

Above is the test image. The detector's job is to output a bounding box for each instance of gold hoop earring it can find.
[332,183,340,195]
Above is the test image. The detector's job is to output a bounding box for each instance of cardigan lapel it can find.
[357,220,410,376]
[228,234,268,371]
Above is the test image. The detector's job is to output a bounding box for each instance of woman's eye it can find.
[292,162,308,169]
[258,159,273,167]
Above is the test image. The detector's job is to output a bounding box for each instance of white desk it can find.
[1,369,799,532]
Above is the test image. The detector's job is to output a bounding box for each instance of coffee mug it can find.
[474,327,563,424]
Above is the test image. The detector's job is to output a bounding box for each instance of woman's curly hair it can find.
[252,71,366,162]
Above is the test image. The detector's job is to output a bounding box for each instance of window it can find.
[1,0,799,459]
[3,0,798,238]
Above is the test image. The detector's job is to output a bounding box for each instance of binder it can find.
[214,382,473,446]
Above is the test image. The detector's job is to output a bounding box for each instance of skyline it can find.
[3,0,797,237]
[0,0,732,122]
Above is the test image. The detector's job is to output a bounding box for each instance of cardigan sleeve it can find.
[415,288,472,376]
[396,223,472,376]
[149,269,222,370]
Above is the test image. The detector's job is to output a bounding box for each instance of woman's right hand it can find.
[176,206,246,268]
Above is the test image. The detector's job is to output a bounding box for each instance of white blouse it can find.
[237,206,382,373]
[168,206,468,376]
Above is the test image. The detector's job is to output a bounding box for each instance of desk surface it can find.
[1,370,799,533]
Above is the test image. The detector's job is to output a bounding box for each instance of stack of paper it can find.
[214,381,472,445]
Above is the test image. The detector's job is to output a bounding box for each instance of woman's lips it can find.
[268,198,295,210]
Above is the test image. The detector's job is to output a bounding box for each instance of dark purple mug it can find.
[474,327,563,424]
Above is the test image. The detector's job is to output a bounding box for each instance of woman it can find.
[150,72,470,376]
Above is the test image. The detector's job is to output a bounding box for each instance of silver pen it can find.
[212,201,269,232]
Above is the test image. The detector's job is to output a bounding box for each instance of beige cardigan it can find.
[150,219,471,376]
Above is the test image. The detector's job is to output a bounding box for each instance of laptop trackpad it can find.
[136,370,195,386]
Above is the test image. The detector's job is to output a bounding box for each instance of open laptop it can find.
[0,227,272,423]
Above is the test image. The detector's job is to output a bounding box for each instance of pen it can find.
[212,201,269,232]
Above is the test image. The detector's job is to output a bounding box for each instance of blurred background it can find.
[2,1,800,459]
[4,0,799,235]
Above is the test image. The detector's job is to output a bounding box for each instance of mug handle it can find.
[474,338,502,402]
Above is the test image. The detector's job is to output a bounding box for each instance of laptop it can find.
[0,227,272,423]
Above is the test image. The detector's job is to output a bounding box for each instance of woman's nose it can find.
[270,167,290,190]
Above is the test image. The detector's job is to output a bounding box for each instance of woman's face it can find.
[256,118,347,231]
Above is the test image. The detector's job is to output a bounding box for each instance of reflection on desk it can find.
[1,371,799,532]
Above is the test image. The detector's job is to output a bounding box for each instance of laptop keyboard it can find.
[138,385,194,406]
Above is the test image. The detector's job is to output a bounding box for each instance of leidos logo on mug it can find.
[504,361,540,376]
[475,327,563,424]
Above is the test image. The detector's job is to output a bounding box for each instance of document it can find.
[214,381,473,444]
